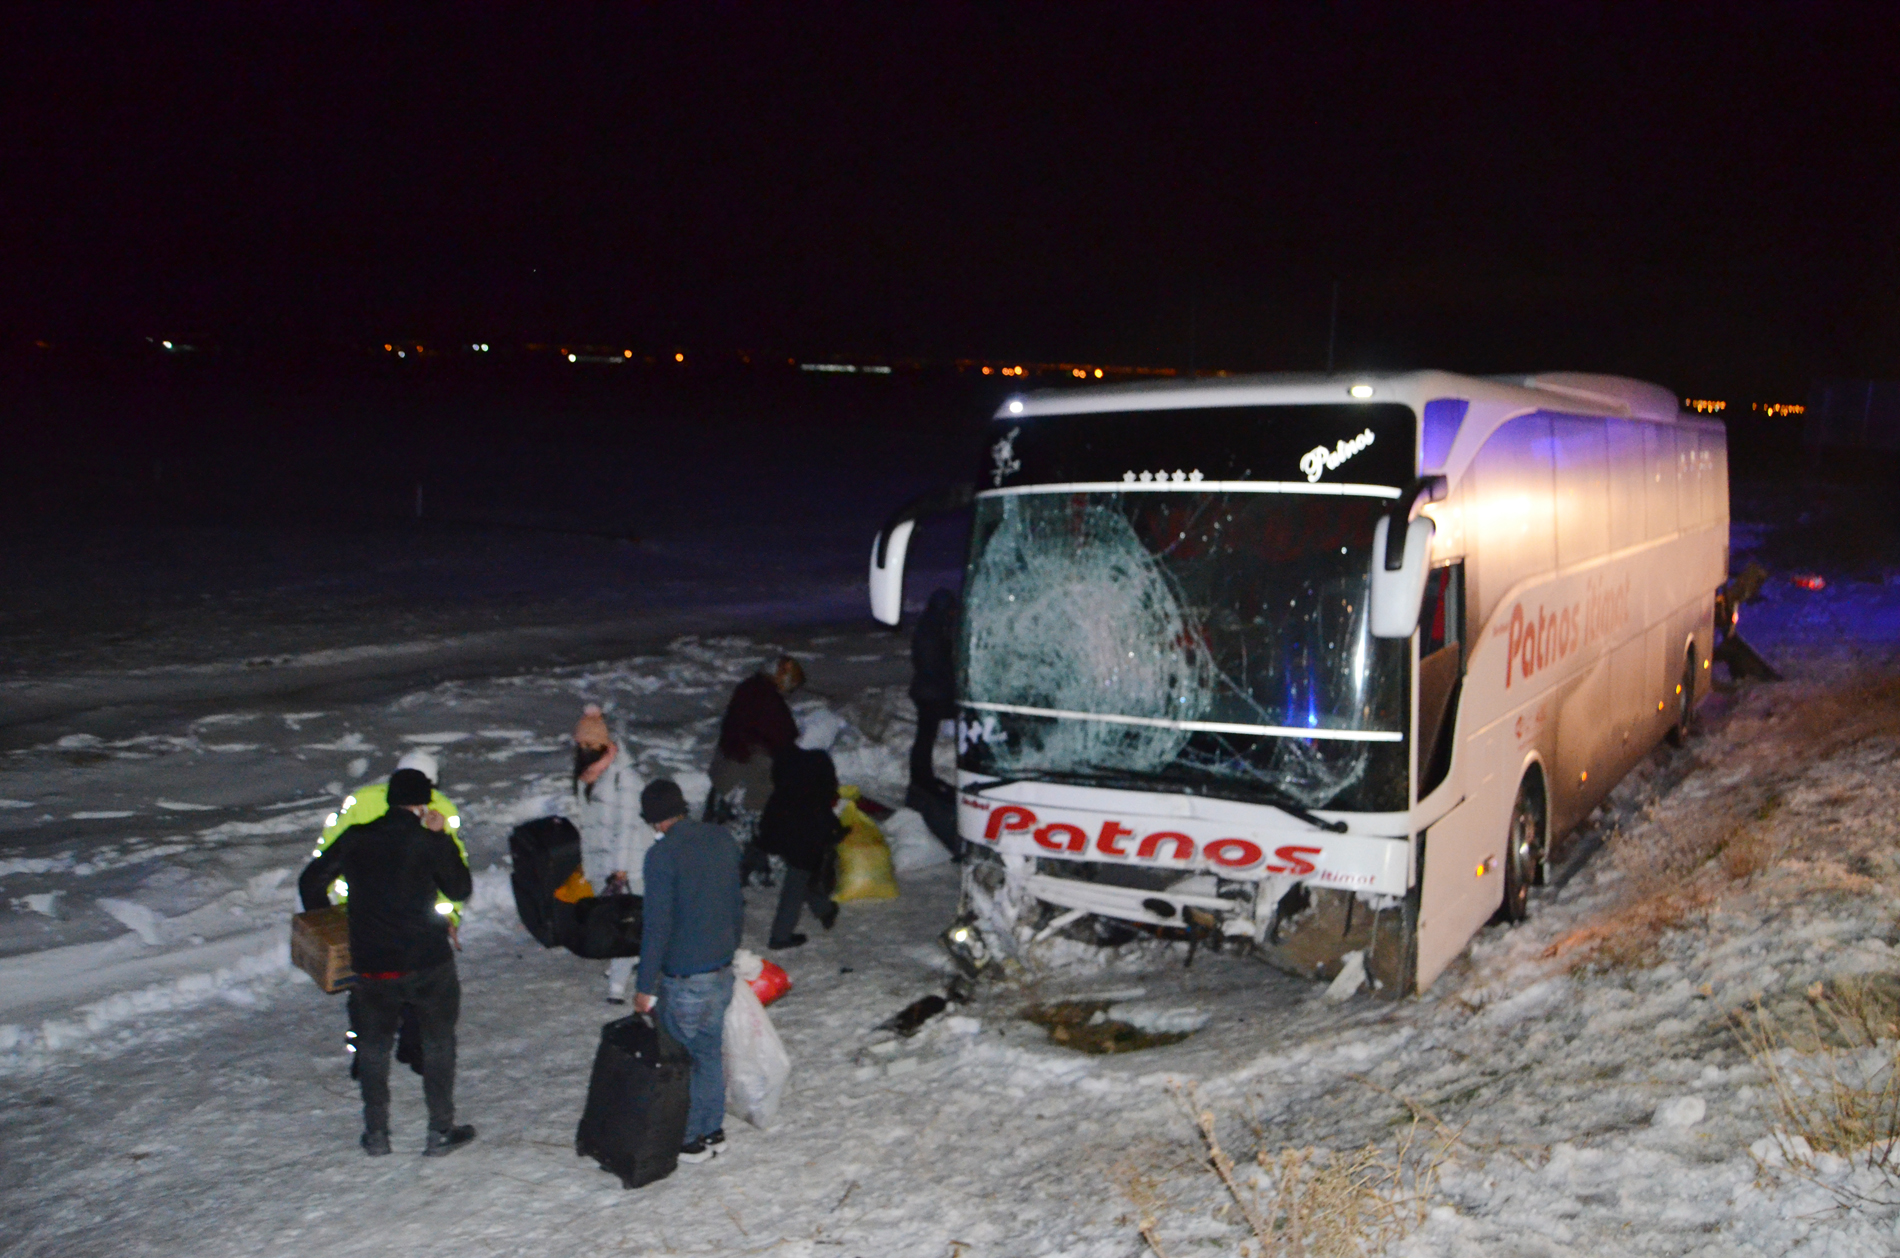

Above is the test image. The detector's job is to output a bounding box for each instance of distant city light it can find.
[675,352,685,363]
[624,350,632,358]
[982,366,992,375]
[384,344,392,352]
[162,341,172,350]
[1684,398,1726,413]
[567,353,577,362]
[1349,383,1375,398]
[1093,368,1103,378]
[397,351,405,358]
[1072,368,1085,378]
[1752,402,1804,417]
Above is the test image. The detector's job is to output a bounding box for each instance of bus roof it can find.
[996,370,1684,425]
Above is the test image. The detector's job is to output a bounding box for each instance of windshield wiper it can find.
[1249,787,1349,833]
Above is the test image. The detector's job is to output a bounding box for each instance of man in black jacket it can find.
[299,768,474,1157]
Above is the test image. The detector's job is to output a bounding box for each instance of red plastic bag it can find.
[749,959,791,1006]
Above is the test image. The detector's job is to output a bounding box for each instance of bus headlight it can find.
[939,912,993,978]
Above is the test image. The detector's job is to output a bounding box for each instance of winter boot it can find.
[361,1130,391,1157]
[423,1124,477,1157]
[768,933,808,950]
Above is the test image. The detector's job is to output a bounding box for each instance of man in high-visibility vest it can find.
[313,749,467,925]
[310,749,467,1077]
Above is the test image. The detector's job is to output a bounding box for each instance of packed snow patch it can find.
[1102,1001,1210,1034]
[883,807,952,871]
[1653,1095,1708,1128]
[97,898,166,946]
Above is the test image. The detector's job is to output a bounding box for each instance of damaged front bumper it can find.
[956,779,1415,980]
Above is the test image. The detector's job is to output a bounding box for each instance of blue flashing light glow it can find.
[1421,398,1469,470]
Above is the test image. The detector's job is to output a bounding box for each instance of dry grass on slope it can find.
[1544,663,1900,973]
[1734,974,1900,1193]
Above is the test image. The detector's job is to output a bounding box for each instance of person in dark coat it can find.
[908,589,960,795]
[299,768,475,1158]
[705,656,804,840]
[755,746,844,949]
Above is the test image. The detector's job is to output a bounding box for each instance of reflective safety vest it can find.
[313,783,468,923]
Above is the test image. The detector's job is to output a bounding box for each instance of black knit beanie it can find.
[387,768,433,807]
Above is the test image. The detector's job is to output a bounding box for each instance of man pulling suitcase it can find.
[632,779,745,1164]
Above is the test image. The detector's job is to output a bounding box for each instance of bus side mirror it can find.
[869,519,916,626]
[1369,514,1435,639]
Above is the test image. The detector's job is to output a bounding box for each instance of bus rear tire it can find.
[1667,647,1697,746]
[1502,772,1545,923]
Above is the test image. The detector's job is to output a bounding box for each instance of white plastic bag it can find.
[723,974,791,1129]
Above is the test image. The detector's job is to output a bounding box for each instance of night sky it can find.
[6,3,1897,395]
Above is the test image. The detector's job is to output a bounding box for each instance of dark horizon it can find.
[7,4,1899,402]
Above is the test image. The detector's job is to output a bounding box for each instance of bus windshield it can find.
[958,488,1411,811]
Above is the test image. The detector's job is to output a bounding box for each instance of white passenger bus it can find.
[871,371,1728,993]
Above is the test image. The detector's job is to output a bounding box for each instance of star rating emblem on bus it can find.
[1121,469,1204,483]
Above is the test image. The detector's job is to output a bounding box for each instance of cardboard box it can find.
[291,905,354,993]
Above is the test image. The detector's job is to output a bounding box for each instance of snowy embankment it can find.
[7,577,1900,1255]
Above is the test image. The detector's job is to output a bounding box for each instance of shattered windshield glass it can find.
[958,489,1410,811]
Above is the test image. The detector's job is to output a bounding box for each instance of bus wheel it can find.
[1667,647,1697,746]
[1502,773,1545,923]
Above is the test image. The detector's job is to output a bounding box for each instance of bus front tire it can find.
[1501,773,1545,923]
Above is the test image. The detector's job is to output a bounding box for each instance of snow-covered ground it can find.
[7,534,1900,1255]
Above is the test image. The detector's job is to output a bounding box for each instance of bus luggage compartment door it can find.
[1415,790,1506,990]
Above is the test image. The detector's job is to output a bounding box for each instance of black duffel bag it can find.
[570,893,643,959]
[508,816,582,947]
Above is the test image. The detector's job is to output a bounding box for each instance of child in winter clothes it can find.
[571,703,649,1002]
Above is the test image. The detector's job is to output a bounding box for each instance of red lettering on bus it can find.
[1205,838,1265,869]
[1096,821,1134,857]
[1266,845,1321,875]
[1136,831,1196,861]
[1034,823,1088,853]
[983,805,1036,842]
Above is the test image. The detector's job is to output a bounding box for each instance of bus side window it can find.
[1419,563,1462,661]
[1417,562,1465,798]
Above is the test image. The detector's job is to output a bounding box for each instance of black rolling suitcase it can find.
[576,1014,692,1188]
[508,816,582,947]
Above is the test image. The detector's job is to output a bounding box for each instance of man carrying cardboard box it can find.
[299,768,474,1157]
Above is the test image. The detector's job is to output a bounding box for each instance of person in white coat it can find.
[570,704,649,1002]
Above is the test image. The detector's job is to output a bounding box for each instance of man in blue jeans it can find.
[631,779,744,1163]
